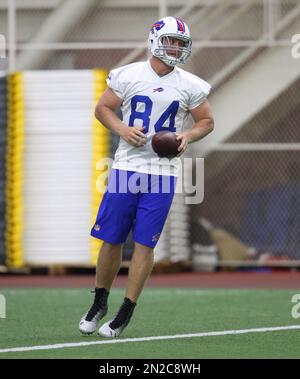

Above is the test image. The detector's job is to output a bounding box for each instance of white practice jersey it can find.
[107,60,211,176]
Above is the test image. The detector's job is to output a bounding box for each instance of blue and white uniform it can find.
[109,60,211,176]
[91,60,211,247]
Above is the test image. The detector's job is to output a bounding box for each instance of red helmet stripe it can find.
[175,17,185,32]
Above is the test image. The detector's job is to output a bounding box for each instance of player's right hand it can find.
[121,126,147,147]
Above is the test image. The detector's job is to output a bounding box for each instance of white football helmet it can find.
[148,16,192,67]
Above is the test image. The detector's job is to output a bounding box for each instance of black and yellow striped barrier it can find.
[5,73,24,268]
[91,69,109,265]
[0,76,7,265]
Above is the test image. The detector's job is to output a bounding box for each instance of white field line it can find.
[0,325,300,354]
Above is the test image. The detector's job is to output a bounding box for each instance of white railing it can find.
[2,0,298,72]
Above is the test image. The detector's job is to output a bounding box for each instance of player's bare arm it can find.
[175,100,214,156]
[95,87,147,147]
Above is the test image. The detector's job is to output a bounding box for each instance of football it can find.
[151,131,180,158]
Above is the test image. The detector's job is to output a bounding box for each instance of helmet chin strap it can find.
[153,49,180,67]
[160,56,177,67]
[160,49,181,67]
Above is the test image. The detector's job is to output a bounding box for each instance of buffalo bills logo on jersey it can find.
[153,87,164,92]
[151,20,165,33]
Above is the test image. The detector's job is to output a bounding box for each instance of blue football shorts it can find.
[91,169,176,248]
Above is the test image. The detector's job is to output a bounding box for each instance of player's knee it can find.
[101,241,122,253]
[134,242,154,255]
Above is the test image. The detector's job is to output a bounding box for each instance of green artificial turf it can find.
[0,288,299,359]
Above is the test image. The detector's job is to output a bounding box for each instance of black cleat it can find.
[98,297,136,338]
[79,287,109,335]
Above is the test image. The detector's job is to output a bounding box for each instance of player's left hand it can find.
[175,133,189,156]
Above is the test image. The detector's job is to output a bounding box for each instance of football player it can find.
[79,16,214,338]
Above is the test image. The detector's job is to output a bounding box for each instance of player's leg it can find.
[79,169,138,335]
[79,242,122,335]
[125,242,154,302]
[98,173,176,338]
[98,243,153,338]
[96,241,122,291]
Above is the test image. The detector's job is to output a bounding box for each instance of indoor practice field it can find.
[1,0,300,363]
[0,274,300,359]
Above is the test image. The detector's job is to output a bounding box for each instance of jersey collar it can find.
[147,59,176,79]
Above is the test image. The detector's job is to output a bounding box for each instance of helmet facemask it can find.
[155,34,192,67]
